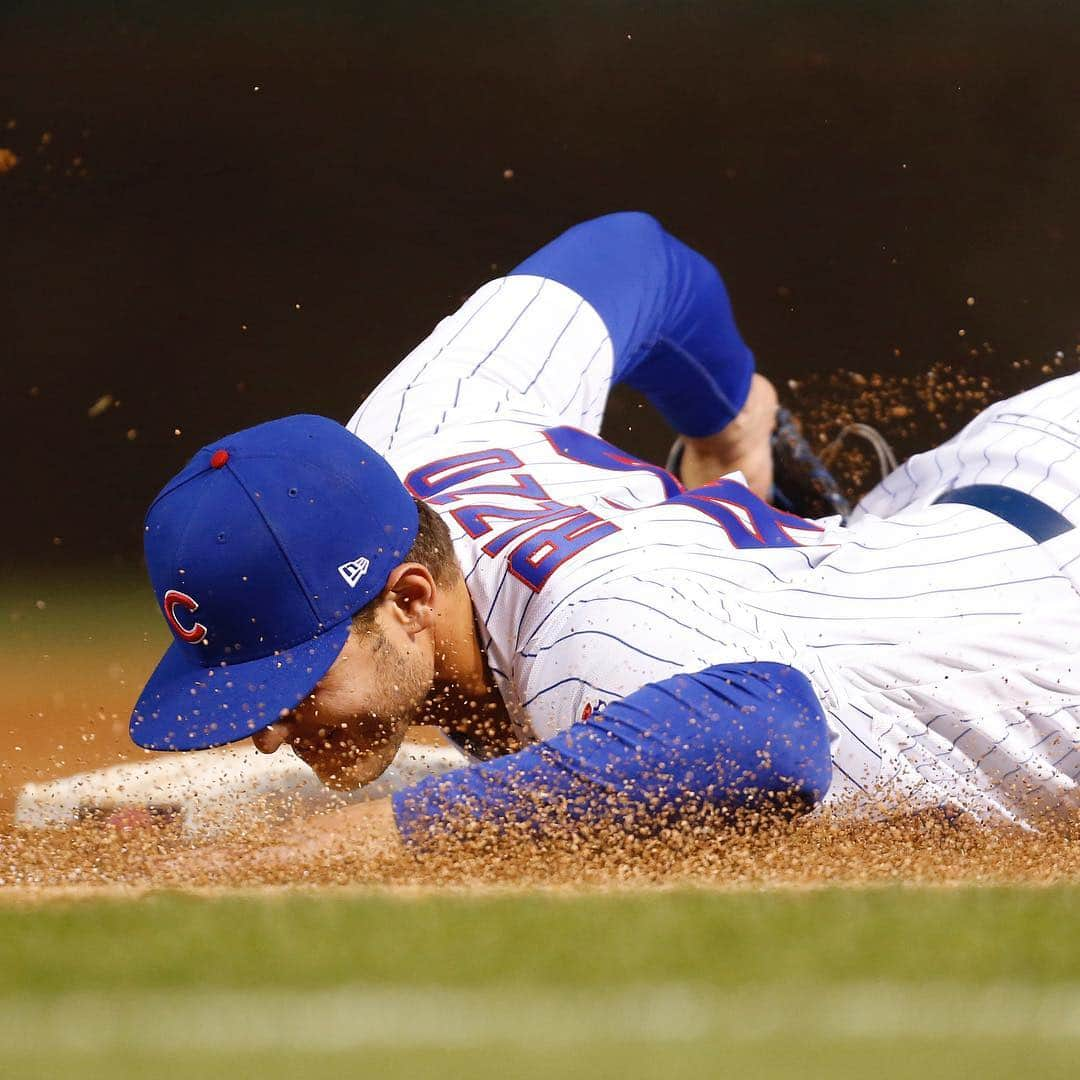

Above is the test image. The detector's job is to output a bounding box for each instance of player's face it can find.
[251,610,435,790]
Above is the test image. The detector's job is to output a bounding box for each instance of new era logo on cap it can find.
[338,556,370,587]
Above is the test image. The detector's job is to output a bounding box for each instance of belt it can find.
[933,483,1073,543]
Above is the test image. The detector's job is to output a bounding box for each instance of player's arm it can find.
[391,661,832,845]
[229,660,830,869]
[349,213,774,492]
[510,212,775,496]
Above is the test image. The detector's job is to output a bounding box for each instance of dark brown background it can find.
[3,1,1079,571]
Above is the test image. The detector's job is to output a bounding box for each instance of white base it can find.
[13,737,470,836]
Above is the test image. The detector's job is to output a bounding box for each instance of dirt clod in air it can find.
[785,351,1073,502]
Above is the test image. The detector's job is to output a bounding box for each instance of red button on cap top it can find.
[210,449,229,469]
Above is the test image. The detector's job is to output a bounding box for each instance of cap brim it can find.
[129,621,352,751]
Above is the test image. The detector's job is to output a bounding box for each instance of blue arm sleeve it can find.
[391,661,832,846]
[509,212,755,437]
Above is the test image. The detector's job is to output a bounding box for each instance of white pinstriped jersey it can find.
[349,275,1080,826]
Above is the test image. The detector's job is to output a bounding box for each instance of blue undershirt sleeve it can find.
[391,661,832,846]
[509,212,755,437]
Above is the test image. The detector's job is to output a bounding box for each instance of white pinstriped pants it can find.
[855,371,1080,585]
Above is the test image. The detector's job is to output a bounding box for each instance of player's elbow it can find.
[700,662,833,816]
[734,713,834,816]
[567,210,665,252]
[599,662,833,821]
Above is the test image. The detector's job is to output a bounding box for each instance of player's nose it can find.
[251,722,292,754]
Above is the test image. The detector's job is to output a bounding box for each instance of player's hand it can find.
[678,373,778,497]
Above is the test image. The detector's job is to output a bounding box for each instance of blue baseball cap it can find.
[130,415,419,751]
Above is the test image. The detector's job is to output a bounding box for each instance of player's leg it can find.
[824,372,1080,821]
[855,372,1080,521]
[852,371,1080,584]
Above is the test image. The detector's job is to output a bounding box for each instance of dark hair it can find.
[351,498,458,632]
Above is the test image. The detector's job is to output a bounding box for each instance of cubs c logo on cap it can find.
[162,589,208,644]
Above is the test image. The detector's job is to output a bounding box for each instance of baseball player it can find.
[130,212,1080,856]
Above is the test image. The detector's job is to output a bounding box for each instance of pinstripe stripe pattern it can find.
[349,276,1080,826]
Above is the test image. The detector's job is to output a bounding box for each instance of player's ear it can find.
[383,563,436,634]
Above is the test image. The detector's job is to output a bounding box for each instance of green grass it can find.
[5,886,1080,1078]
